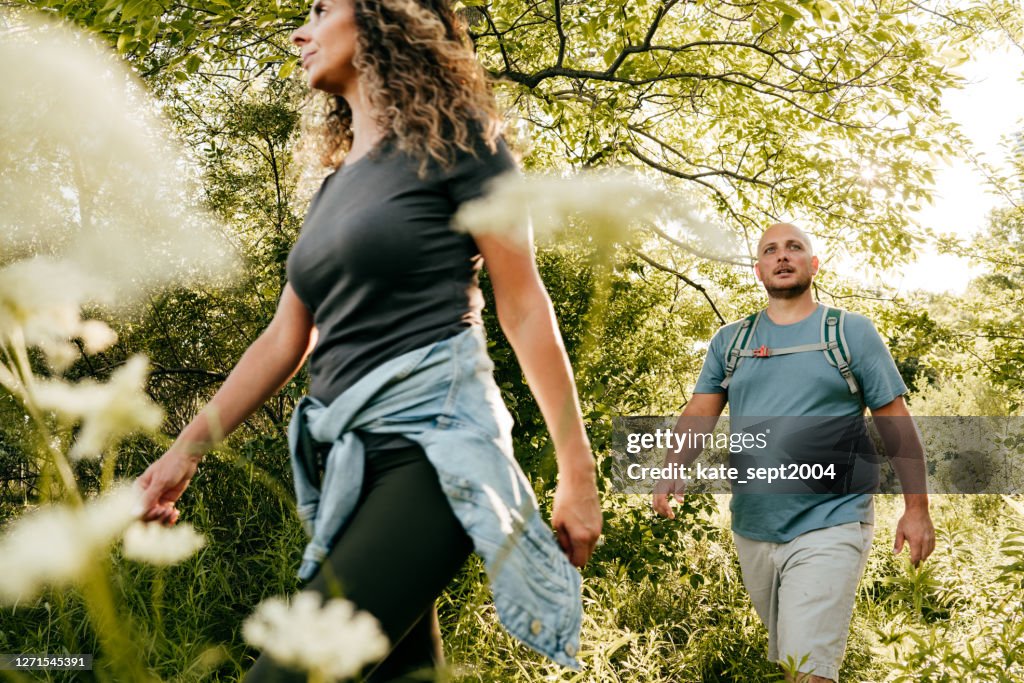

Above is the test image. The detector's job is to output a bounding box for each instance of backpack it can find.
[719,307,860,394]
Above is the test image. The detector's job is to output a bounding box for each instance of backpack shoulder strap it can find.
[720,311,761,390]
[821,306,859,394]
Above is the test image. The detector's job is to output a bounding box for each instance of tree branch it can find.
[552,0,566,68]
[632,250,726,325]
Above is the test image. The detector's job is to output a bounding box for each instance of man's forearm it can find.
[664,412,721,467]
[661,393,727,468]
[873,412,929,507]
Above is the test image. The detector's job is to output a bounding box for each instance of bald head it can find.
[758,223,814,257]
[754,222,818,300]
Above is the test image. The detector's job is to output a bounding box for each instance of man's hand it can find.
[893,504,935,565]
[551,471,602,568]
[652,478,686,519]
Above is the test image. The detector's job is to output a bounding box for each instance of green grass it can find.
[3,456,1023,683]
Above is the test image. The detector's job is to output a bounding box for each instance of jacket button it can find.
[564,642,578,657]
[529,619,543,635]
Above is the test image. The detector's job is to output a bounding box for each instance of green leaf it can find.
[602,44,619,68]
[815,0,840,22]
[278,56,299,80]
[872,28,893,43]
[780,13,796,33]
[120,0,150,21]
[772,1,805,19]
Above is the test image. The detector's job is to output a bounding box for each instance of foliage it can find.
[937,204,1024,410]
[478,0,982,268]
[875,500,1024,683]
[23,0,1015,273]
[4,0,1024,680]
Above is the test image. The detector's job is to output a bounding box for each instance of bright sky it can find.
[888,47,1024,294]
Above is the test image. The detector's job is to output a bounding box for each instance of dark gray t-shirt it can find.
[286,135,516,405]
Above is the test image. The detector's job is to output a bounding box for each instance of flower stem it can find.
[81,561,154,682]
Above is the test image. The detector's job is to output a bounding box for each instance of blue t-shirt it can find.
[693,304,908,542]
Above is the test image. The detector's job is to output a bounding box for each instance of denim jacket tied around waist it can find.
[287,327,582,669]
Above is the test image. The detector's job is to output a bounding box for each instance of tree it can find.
[22,1,1015,272]
[477,0,975,265]
[940,204,1024,411]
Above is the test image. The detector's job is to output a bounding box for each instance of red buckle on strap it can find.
[753,345,771,357]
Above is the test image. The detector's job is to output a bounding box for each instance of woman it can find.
[134,0,602,680]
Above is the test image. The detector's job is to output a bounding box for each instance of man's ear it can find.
[810,255,820,277]
[754,261,763,282]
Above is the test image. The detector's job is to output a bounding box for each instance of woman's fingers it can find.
[134,451,199,522]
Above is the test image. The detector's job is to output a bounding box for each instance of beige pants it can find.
[733,522,874,681]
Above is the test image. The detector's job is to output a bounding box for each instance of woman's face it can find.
[291,0,359,95]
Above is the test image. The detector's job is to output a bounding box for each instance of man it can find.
[653,223,935,683]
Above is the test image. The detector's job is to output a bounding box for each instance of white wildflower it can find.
[0,363,19,395]
[0,14,238,309]
[243,592,389,681]
[0,258,108,322]
[78,319,118,355]
[32,355,164,460]
[454,171,743,263]
[0,484,140,604]
[122,521,206,566]
[0,258,114,369]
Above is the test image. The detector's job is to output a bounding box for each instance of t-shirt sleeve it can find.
[693,324,734,394]
[846,313,908,409]
[445,136,518,207]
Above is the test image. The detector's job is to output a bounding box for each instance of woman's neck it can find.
[342,82,384,164]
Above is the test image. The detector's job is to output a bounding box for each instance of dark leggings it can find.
[244,443,474,682]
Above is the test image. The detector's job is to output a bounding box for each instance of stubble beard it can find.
[764,273,812,300]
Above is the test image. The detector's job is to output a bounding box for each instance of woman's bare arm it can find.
[475,231,602,567]
[135,284,316,522]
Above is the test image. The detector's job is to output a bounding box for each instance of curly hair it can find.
[311,0,503,175]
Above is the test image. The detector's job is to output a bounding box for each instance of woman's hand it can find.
[551,458,602,568]
[134,450,201,525]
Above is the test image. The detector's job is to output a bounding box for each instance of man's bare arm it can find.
[652,392,727,519]
[872,396,935,564]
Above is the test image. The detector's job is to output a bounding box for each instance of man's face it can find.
[754,225,818,299]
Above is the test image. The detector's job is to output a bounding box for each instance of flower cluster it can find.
[453,170,741,262]
[0,258,115,374]
[122,520,207,566]
[243,592,390,681]
[0,485,139,604]
[32,355,163,460]
[0,9,229,615]
[0,17,238,302]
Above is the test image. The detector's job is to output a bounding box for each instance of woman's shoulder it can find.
[444,138,516,205]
